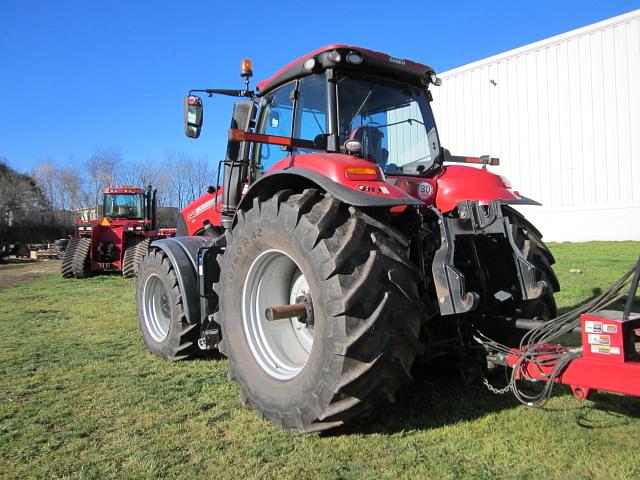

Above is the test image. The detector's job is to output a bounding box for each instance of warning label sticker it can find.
[587,334,610,345]
[584,321,602,333]
[590,345,620,355]
[602,324,618,334]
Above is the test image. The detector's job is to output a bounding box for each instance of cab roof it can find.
[257,44,435,95]
[103,186,145,194]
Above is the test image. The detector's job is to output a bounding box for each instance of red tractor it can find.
[136,45,562,430]
[62,185,175,278]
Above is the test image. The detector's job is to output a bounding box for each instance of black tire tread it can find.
[215,189,427,431]
[122,237,150,278]
[61,237,90,278]
[61,238,78,278]
[136,248,199,361]
[505,207,560,303]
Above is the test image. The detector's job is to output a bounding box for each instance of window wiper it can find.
[310,111,325,134]
[348,87,376,126]
[376,118,425,128]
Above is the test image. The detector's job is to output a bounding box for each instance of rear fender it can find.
[435,165,541,213]
[150,236,207,325]
[235,167,422,220]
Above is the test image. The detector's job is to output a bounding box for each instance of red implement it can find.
[507,311,640,399]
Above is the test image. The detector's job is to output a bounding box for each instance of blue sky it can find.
[1,0,638,174]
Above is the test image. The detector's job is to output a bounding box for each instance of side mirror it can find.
[184,95,203,138]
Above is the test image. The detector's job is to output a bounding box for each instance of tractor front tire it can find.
[215,190,425,432]
[61,237,90,278]
[122,237,150,278]
[136,248,199,361]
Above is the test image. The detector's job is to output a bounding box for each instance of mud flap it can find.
[431,200,546,316]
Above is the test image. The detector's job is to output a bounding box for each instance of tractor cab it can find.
[182,45,505,230]
[252,55,442,177]
[184,45,444,170]
[100,186,158,229]
[102,188,146,221]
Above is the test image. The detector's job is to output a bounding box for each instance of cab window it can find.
[254,74,328,172]
[294,75,327,152]
[255,82,295,172]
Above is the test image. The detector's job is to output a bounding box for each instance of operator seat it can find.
[348,126,388,168]
[116,205,131,217]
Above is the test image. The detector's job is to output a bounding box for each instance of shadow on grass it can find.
[0,258,39,266]
[557,274,639,317]
[329,365,520,436]
[580,392,640,425]
[329,363,640,436]
[556,287,603,316]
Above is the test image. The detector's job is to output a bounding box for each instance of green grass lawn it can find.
[1,242,639,479]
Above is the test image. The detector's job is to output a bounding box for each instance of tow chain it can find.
[482,377,511,395]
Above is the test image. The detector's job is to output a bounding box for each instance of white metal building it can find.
[431,10,640,241]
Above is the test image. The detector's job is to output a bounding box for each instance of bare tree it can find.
[121,158,160,189]
[184,155,214,204]
[32,160,59,210]
[58,167,88,211]
[85,147,123,207]
[163,150,189,210]
[33,159,89,226]
[163,150,215,210]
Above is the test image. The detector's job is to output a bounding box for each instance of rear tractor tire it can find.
[489,207,560,346]
[61,237,91,278]
[122,237,150,278]
[136,248,199,361]
[214,189,426,431]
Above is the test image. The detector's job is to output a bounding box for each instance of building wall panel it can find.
[432,10,640,241]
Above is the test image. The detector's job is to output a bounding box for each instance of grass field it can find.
[1,242,639,479]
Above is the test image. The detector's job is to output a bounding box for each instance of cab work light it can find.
[240,58,253,78]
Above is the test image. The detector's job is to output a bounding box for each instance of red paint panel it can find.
[181,191,223,233]
[386,176,438,207]
[90,224,125,270]
[507,312,640,399]
[268,153,416,202]
[509,350,640,399]
[435,165,523,213]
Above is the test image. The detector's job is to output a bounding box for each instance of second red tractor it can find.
[62,185,175,278]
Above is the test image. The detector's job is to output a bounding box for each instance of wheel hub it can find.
[242,249,314,380]
[160,293,170,317]
[142,273,171,342]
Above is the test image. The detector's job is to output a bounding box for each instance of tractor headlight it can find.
[346,52,363,64]
[303,58,316,71]
[327,51,342,63]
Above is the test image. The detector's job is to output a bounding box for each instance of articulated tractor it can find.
[63,185,174,278]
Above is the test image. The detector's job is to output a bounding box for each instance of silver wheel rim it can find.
[242,249,314,380]
[142,273,171,342]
